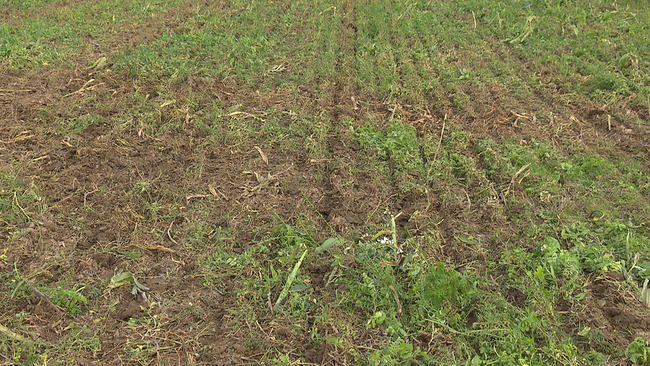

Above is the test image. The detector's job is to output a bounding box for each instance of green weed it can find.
[41,286,88,316]
[108,271,150,296]
[0,166,44,226]
[626,337,650,365]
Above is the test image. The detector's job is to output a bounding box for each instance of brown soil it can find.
[1,65,434,364]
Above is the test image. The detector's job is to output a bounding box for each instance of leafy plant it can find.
[414,262,477,315]
[626,337,650,365]
[536,237,580,280]
[354,120,425,175]
[108,272,149,295]
[368,338,428,366]
[274,249,307,310]
[41,286,88,316]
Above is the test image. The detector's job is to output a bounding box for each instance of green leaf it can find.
[109,271,148,292]
[315,237,339,253]
[290,283,308,292]
[110,272,134,284]
[132,277,149,291]
[274,249,308,309]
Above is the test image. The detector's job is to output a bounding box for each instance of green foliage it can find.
[274,249,307,310]
[42,286,88,316]
[413,262,478,316]
[0,166,44,225]
[355,120,425,175]
[536,237,580,279]
[108,272,149,295]
[199,223,317,318]
[627,337,650,365]
[62,115,105,134]
[477,140,506,176]
[561,222,623,273]
[0,0,189,71]
[200,246,255,270]
[271,223,316,249]
[589,72,630,95]
[368,338,429,366]
[0,339,43,365]
[58,324,102,354]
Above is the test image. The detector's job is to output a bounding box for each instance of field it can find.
[1,0,650,364]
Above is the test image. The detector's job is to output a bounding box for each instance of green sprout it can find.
[108,272,149,295]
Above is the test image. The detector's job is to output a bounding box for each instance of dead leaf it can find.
[208,184,218,197]
[255,146,269,165]
[144,244,176,254]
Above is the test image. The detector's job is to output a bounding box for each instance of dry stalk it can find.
[389,285,402,314]
[64,79,105,97]
[0,323,28,342]
[328,353,345,366]
[83,188,99,206]
[432,114,447,162]
[143,244,176,254]
[167,220,178,245]
[254,146,269,165]
[16,279,65,313]
[0,89,36,93]
[504,163,531,197]
[185,194,213,202]
[0,132,34,144]
[244,164,293,197]
[219,111,266,122]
